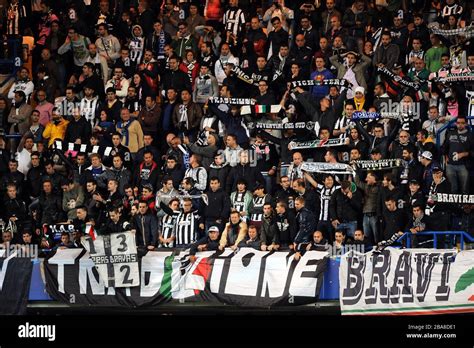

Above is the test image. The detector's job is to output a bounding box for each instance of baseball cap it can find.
[409,179,420,185]
[420,151,433,160]
[208,226,220,233]
[432,166,443,173]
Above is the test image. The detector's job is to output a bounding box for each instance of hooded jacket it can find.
[130,25,145,65]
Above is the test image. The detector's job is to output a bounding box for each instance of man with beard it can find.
[395,147,423,190]
[425,167,452,231]
[85,43,109,85]
[197,41,217,73]
[162,56,192,94]
[123,86,141,117]
[65,107,92,145]
[138,49,160,94]
[42,108,69,147]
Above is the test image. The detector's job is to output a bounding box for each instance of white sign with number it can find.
[82,232,139,288]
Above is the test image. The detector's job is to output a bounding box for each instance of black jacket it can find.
[203,188,230,221]
[260,214,278,246]
[134,213,158,247]
[39,192,63,225]
[133,161,160,192]
[103,218,131,234]
[208,163,231,193]
[238,236,261,250]
[329,188,363,223]
[295,207,317,244]
[190,236,219,255]
[27,166,44,198]
[289,45,313,78]
[227,163,265,192]
[3,197,27,234]
[275,211,297,245]
[161,68,192,94]
[382,208,407,240]
[65,117,92,144]
[356,120,400,159]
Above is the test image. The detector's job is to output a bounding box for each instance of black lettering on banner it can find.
[116,234,128,253]
[389,251,413,303]
[365,251,390,304]
[301,259,322,297]
[86,237,96,255]
[435,252,455,301]
[415,253,439,301]
[103,235,115,287]
[120,265,134,285]
[342,254,366,305]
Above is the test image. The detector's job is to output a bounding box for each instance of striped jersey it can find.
[250,194,267,222]
[223,8,246,38]
[159,213,177,248]
[232,192,247,212]
[174,211,199,246]
[317,184,340,221]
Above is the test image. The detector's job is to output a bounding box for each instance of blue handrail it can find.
[397,231,474,249]
[436,116,474,148]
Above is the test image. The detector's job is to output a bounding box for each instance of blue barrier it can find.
[28,259,52,301]
[397,231,474,249]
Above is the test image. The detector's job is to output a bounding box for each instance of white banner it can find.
[82,232,139,288]
[339,248,474,315]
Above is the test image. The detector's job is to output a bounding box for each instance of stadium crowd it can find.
[0,0,473,255]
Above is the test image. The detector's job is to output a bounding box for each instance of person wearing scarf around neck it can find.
[352,86,367,111]
[116,107,144,155]
[85,42,109,85]
[179,50,200,88]
[146,20,172,63]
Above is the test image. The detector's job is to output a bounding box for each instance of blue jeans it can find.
[335,221,357,239]
[363,214,379,244]
[446,164,469,194]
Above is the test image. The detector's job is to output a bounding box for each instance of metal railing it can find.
[397,230,474,249]
[436,116,474,148]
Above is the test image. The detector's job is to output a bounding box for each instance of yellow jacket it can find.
[43,119,69,147]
